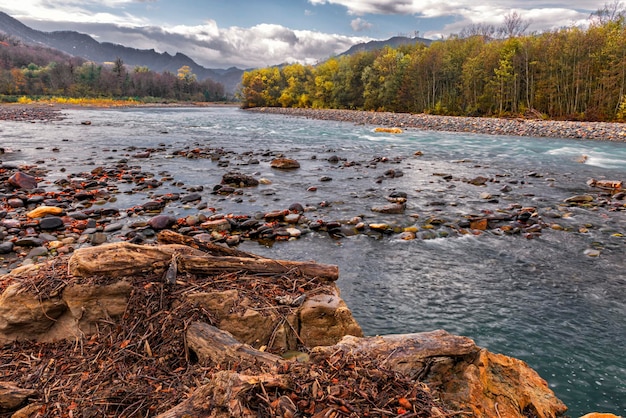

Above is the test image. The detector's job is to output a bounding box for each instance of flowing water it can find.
[1,107,625,416]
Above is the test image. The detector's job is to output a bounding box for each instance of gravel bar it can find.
[247,107,626,142]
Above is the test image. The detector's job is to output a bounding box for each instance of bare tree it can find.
[459,23,497,39]
[499,11,530,38]
[591,0,625,24]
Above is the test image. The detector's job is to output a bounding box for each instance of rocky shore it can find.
[247,107,626,142]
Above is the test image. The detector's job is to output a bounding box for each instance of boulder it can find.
[299,288,363,347]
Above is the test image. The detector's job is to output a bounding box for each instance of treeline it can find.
[0,36,226,102]
[240,17,626,122]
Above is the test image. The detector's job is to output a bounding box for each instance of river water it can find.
[1,107,625,416]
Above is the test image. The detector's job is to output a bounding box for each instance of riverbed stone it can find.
[371,203,405,214]
[14,237,44,247]
[0,242,13,254]
[8,172,37,190]
[221,172,259,187]
[39,216,64,231]
[270,158,300,169]
[148,215,176,230]
[201,219,231,232]
[27,206,64,219]
[26,247,48,259]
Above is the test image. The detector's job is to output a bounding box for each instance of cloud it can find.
[29,19,371,69]
[308,0,605,28]
[351,17,373,31]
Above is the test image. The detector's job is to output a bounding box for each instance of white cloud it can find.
[351,17,373,31]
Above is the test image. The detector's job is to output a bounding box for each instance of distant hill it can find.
[338,36,433,56]
[0,11,244,96]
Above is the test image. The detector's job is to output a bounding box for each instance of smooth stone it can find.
[468,176,489,186]
[369,223,390,231]
[90,232,108,245]
[181,193,202,203]
[14,237,44,247]
[564,195,594,203]
[38,233,57,242]
[270,158,300,169]
[258,178,272,185]
[284,214,301,224]
[225,235,241,246]
[27,206,64,218]
[583,249,601,257]
[201,219,231,232]
[371,203,405,214]
[0,242,13,254]
[7,198,24,208]
[104,223,124,232]
[288,203,304,213]
[8,171,38,190]
[26,246,48,259]
[1,219,21,229]
[286,227,302,237]
[39,216,64,230]
[148,215,177,230]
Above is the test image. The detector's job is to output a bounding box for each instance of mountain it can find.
[338,36,433,56]
[0,12,244,96]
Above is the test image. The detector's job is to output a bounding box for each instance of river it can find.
[1,106,625,416]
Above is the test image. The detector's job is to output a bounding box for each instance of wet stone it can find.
[8,198,24,208]
[0,242,13,254]
[8,171,38,190]
[148,215,177,230]
[103,223,124,233]
[181,193,202,203]
[39,216,65,230]
[221,172,259,187]
[14,237,44,247]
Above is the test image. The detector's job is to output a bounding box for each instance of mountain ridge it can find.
[0,11,433,96]
[0,11,244,95]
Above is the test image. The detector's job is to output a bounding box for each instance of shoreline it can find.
[246,107,626,142]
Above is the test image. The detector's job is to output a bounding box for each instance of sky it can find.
[0,0,615,69]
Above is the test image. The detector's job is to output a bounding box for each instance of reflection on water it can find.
[2,107,625,416]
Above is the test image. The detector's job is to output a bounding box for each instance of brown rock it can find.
[299,289,362,346]
[371,203,406,214]
[0,381,37,410]
[270,158,300,169]
[470,218,489,230]
[7,171,37,190]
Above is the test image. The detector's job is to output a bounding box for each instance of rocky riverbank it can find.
[1,104,625,273]
[247,107,626,142]
[0,235,569,418]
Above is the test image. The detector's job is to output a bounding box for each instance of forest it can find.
[0,35,226,103]
[240,8,626,122]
